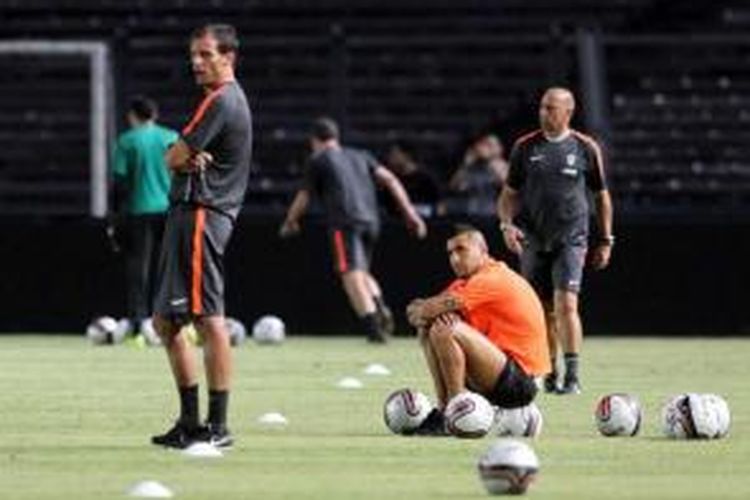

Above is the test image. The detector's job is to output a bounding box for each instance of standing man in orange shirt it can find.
[406,225,550,434]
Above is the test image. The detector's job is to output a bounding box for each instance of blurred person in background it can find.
[498,87,613,395]
[111,95,178,338]
[445,132,508,216]
[382,138,440,217]
[280,117,427,343]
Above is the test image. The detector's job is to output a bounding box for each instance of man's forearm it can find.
[284,190,309,224]
[595,190,614,241]
[421,293,463,321]
[497,187,520,225]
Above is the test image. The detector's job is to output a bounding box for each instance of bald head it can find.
[544,87,575,109]
[539,87,575,136]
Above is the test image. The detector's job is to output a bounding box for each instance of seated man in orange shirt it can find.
[406,225,550,434]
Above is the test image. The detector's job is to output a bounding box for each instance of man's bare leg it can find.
[543,302,559,392]
[341,270,386,342]
[554,289,582,394]
[151,314,201,448]
[194,315,234,444]
[419,327,448,408]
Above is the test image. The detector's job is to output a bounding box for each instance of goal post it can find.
[0,40,114,218]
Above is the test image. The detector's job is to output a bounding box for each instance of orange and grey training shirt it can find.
[445,259,551,376]
[170,80,253,220]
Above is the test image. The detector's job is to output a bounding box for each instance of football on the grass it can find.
[477,438,539,495]
[595,393,643,437]
[383,388,434,434]
[445,391,495,438]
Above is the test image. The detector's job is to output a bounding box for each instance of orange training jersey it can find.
[445,259,550,376]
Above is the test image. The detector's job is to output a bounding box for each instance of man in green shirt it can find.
[112,95,178,337]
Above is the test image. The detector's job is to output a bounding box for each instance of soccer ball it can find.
[662,393,730,439]
[445,391,495,438]
[226,317,247,346]
[702,393,731,438]
[383,388,434,434]
[477,438,539,495]
[85,316,124,345]
[116,318,134,338]
[139,318,162,347]
[495,402,544,438]
[595,393,643,437]
[252,315,285,344]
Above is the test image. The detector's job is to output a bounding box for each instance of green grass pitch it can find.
[0,335,748,499]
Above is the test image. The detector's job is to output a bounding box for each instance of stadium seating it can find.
[1,0,749,215]
[607,36,750,213]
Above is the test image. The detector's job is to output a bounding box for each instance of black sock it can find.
[564,353,579,381]
[207,389,229,429]
[361,312,380,338]
[179,384,199,428]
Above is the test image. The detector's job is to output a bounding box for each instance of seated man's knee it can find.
[428,319,456,343]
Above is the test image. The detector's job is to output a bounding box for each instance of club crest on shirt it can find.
[566,154,576,166]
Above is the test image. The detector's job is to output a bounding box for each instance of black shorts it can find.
[328,225,378,274]
[520,242,587,301]
[154,204,234,325]
[487,356,538,409]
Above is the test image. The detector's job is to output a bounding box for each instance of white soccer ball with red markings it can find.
[595,393,643,437]
[85,316,123,345]
[495,403,544,438]
[477,438,539,495]
[383,388,434,434]
[662,393,730,439]
[445,391,495,438]
[252,315,286,344]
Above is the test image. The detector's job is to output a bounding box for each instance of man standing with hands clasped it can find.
[151,24,252,449]
[498,87,613,395]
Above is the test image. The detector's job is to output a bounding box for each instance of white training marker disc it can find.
[182,442,223,458]
[363,363,391,376]
[336,377,364,389]
[258,412,288,426]
[128,480,174,498]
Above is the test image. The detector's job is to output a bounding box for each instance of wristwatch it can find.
[600,235,615,246]
[499,222,513,233]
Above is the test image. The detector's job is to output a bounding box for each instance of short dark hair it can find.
[191,24,239,54]
[452,223,480,238]
[311,117,340,141]
[451,223,488,251]
[128,95,158,121]
[470,131,500,147]
[390,138,417,157]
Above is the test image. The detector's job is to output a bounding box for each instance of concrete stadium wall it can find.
[1,216,747,336]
